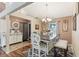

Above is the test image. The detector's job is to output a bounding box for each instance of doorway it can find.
[20,21,31,42]
[23,23,28,41]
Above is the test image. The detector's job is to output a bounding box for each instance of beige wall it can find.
[72,14,79,56]
[71,2,79,56]
[56,16,73,43]
[11,11,42,33]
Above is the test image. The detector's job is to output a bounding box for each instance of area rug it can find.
[27,44,74,57]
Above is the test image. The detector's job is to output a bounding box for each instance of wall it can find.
[72,14,79,56]
[11,11,42,34]
[56,16,73,43]
[71,2,79,56]
[0,19,7,47]
[0,19,7,33]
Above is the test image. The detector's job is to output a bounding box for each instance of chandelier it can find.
[42,3,52,22]
[42,17,52,22]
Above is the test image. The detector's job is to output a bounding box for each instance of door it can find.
[23,23,29,41]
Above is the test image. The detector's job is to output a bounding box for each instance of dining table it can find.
[40,32,68,56]
[41,34,57,55]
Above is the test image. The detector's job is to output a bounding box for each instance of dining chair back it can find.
[31,32,41,57]
[31,32,47,57]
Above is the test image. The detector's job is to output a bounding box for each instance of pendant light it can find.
[42,3,52,22]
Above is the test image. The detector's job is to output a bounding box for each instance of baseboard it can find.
[10,41,22,46]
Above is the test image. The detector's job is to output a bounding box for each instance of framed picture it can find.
[73,13,77,31]
[35,24,39,30]
[62,20,68,32]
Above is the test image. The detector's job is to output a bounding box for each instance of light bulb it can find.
[47,18,52,22]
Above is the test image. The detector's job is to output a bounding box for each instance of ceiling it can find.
[0,2,32,18]
[19,2,75,19]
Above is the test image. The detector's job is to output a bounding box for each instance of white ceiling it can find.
[0,2,32,18]
[20,2,75,19]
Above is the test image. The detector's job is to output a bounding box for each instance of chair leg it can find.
[45,51,47,57]
[54,47,57,57]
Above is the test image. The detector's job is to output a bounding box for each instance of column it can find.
[5,15,10,53]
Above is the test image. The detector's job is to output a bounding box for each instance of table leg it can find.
[54,47,57,57]
[47,42,48,55]
[64,46,68,57]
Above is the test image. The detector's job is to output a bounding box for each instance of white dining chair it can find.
[31,32,47,57]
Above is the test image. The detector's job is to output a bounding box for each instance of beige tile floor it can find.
[2,41,31,53]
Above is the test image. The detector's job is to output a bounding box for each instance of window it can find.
[49,23,57,34]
